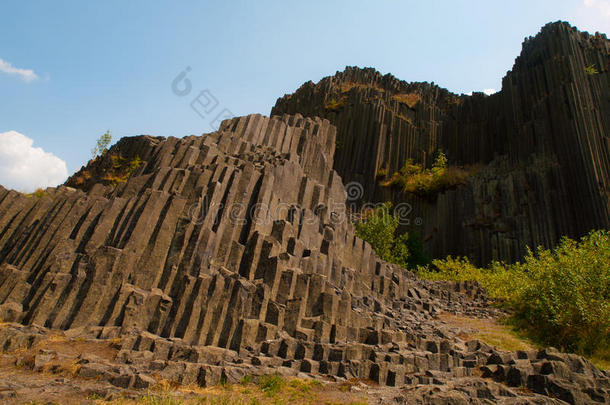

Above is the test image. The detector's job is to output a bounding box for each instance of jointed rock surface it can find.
[273,22,610,265]
[0,21,608,404]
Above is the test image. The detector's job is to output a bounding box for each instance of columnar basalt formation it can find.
[271,22,610,265]
[0,22,609,404]
[0,113,608,403]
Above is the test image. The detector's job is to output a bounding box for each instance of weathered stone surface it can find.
[0,22,608,405]
[272,21,610,265]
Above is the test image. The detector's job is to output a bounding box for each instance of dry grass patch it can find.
[392,93,420,108]
[340,81,384,93]
[96,375,367,405]
[438,313,536,352]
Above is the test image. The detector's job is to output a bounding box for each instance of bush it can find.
[102,154,142,186]
[417,230,610,360]
[380,152,470,198]
[25,188,47,198]
[324,96,347,111]
[585,64,599,75]
[354,202,429,269]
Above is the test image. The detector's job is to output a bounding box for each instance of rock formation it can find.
[272,21,610,265]
[0,22,608,404]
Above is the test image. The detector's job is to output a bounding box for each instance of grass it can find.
[439,314,536,352]
[381,166,470,196]
[340,81,384,94]
[137,392,184,405]
[392,93,420,108]
[87,375,366,405]
[256,374,286,397]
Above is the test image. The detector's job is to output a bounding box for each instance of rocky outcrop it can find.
[271,21,610,265]
[0,113,608,403]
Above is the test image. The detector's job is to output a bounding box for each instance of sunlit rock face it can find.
[272,21,610,265]
[0,22,608,404]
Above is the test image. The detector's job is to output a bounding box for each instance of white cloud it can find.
[576,0,610,32]
[583,0,610,18]
[0,131,68,193]
[0,58,38,82]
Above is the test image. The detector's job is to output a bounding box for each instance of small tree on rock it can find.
[92,130,112,158]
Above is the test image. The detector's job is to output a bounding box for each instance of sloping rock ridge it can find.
[0,113,608,403]
[272,21,610,265]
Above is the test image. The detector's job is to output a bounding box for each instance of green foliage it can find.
[324,96,347,111]
[585,64,599,75]
[431,151,447,174]
[417,230,610,361]
[354,202,429,269]
[103,154,142,186]
[380,152,469,198]
[25,188,47,198]
[401,231,429,268]
[375,167,388,179]
[91,130,112,158]
[355,203,397,262]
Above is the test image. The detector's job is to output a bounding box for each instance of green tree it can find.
[431,150,447,175]
[354,202,429,268]
[91,130,112,158]
[355,202,398,262]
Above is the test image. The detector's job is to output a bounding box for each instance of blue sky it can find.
[1,0,608,191]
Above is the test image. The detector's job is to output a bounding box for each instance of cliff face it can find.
[0,22,609,403]
[1,114,608,403]
[272,22,610,265]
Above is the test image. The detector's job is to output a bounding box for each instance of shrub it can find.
[354,202,429,268]
[324,96,347,111]
[102,154,142,186]
[380,152,470,197]
[585,64,599,75]
[25,188,47,198]
[417,230,610,361]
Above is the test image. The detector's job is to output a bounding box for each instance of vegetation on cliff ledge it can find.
[379,152,472,198]
[102,154,143,186]
[417,230,610,366]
